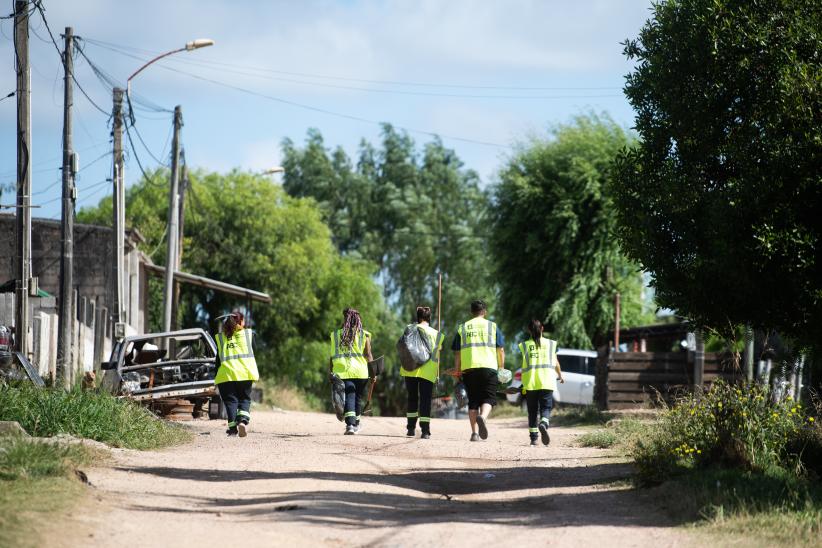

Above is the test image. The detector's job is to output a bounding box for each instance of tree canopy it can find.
[77,169,399,395]
[612,0,821,350]
[491,114,654,348]
[282,125,495,336]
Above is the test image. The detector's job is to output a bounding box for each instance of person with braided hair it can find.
[329,308,373,435]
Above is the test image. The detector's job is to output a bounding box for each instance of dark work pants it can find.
[525,389,553,440]
[344,379,369,426]
[218,380,253,428]
[405,377,434,432]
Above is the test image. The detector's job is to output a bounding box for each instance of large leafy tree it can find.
[78,169,398,395]
[491,114,654,348]
[612,0,821,355]
[282,125,494,342]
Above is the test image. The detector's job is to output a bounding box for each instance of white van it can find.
[505,348,597,406]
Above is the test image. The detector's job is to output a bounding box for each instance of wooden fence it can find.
[596,350,742,410]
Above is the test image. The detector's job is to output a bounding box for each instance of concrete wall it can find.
[0,214,147,328]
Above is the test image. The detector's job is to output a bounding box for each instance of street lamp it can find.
[262,167,285,176]
[126,38,215,95]
[110,38,214,334]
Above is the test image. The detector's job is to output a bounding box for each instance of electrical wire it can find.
[30,1,109,116]
[81,36,621,92]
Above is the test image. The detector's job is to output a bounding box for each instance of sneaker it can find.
[238,422,247,438]
[470,433,480,442]
[530,439,538,446]
[539,422,550,446]
[345,424,357,435]
[354,421,363,433]
[406,428,415,437]
[226,427,238,437]
[476,415,489,440]
[421,432,431,440]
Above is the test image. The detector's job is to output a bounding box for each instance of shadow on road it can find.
[116,463,633,495]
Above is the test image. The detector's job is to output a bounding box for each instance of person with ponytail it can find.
[214,310,259,438]
[400,306,444,439]
[518,319,563,446]
[329,308,373,435]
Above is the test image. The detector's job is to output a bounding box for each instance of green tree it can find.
[491,114,654,349]
[281,125,495,354]
[78,169,398,399]
[612,0,821,359]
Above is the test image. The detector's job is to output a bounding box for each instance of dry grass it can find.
[257,379,323,412]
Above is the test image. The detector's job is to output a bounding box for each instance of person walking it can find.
[452,300,505,441]
[330,308,373,435]
[214,311,259,438]
[401,306,444,439]
[519,319,564,446]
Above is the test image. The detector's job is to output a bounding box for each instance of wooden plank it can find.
[609,361,690,372]
[611,352,683,361]
[610,371,692,383]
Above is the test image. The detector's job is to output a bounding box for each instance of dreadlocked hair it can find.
[223,311,245,339]
[528,319,543,348]
[340,308,363,348]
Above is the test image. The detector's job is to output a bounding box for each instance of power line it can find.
[80,36,622,92]
[29,0,109,116]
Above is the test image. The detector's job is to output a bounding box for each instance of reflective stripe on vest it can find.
[458,318,498,370]
[519,338,557,391]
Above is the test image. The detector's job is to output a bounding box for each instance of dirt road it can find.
[68,410,688,547]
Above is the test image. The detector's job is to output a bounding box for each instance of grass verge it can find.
[257,378,323,412]
[0,381,191,449]
[578,418,648,448]
[552,405,613,426]
[0,436,100,548]
[656,467,822,547]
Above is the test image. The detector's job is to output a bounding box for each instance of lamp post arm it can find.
[127,47,186,87]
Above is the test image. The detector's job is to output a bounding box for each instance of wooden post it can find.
[613,292,621,352]
[693,330,704,392]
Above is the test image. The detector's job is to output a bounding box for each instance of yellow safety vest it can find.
[519,337,557,391]
[330,328,371,379]
[214,328,259,384]
[400,324,444,383]
[457,317,498,370]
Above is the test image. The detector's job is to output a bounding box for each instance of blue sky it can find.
[1,0,654,220]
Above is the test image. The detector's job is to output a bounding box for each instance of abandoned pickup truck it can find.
[101,328,224,419]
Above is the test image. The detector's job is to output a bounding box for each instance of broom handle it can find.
[436,271,442,378]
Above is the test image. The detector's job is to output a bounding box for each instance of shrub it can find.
[0,382,190,450]
[633,381,816,484]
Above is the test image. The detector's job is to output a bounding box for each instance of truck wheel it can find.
[208,395,227,420]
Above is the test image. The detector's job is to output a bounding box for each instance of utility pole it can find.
[56,26,75,387]
[111,87,125,325]
[170,163,187,329]
[14,0,31,356]
[162,106,183,333]
[613,291,621,352]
